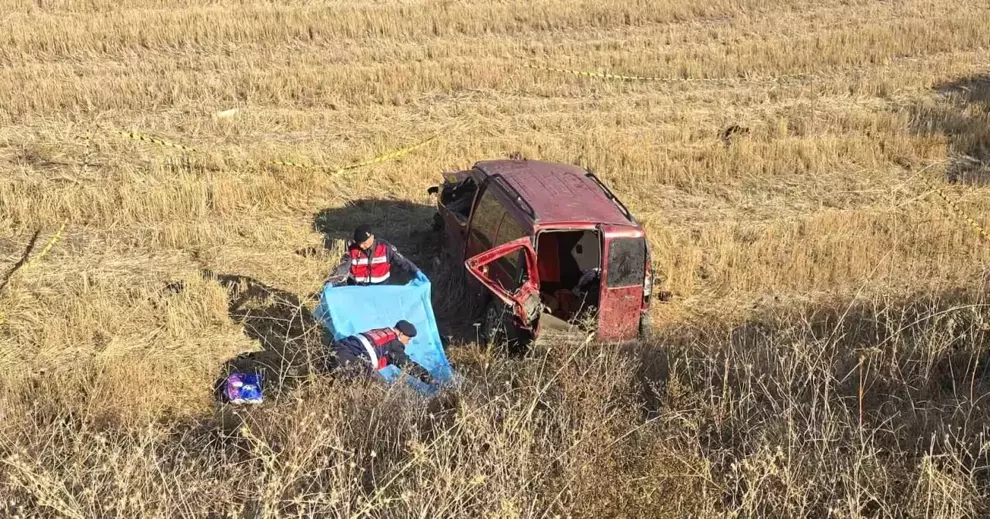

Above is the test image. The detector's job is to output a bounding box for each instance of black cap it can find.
[353,224,372,244]
[395,320,417,338]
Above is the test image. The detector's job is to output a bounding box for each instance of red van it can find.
[428,159,656,346]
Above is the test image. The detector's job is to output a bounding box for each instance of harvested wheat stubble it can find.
[1,0,990,516]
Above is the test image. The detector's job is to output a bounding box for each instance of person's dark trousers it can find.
[331,349,374,379]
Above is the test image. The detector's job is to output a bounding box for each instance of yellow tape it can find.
[117,128,438,173]
[923,177,990,242]
[523,63,691,82]
[0,220,67,326]
[22,220,68,271]
[335,135,438,172]
[271,134,439,173]
[523,63,809,82]
[119,131,202,154]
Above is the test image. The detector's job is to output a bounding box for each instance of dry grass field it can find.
[2,0,990,516]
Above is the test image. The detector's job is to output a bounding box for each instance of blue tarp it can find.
[313,276,457,396]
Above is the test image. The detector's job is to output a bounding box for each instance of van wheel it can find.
[481,300,529,352]
[481,300,509,345]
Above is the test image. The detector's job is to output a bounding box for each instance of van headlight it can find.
[643,269,653,298]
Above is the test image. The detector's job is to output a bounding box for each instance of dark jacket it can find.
[332,328,433,383]
[328,239,419,286]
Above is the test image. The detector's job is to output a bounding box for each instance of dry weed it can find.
[2,0,990,516]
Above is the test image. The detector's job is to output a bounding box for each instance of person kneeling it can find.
[330,320,434,385]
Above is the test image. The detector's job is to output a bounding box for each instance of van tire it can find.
[481,300,509,345]
[481,300,529,352]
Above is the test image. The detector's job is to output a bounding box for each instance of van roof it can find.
[472,159,636,227]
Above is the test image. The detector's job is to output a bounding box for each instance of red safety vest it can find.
[349,242,390,284]
[353,328,398,370]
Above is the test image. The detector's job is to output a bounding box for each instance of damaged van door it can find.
[464,238,542,341]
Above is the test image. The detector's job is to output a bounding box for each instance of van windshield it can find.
[606,237,645,288]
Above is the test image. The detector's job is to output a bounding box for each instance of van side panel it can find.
[462,175,536,302]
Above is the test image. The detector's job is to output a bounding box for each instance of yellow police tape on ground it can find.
[22,220,68,272]
[521,63,811,82]
[269,134,439,172]
[119,131,202,154]
[0,220,67,326]
[105,127,990,245]
[118,130,438,173]
[923,177,990,243]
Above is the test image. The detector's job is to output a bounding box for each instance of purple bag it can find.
[224,372,263,404]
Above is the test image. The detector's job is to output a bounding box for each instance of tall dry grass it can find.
[2,0,990,515]
[3,286,990,517]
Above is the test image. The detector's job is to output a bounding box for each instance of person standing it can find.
[327,224,425,286]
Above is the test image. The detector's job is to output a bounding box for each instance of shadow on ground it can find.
[911,74,990,185]
[203,270,332,404]
[312,198,441,262]
[312,198,484,344]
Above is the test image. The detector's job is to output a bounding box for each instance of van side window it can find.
[494,249,526,293]
[495,214,525,247]
[469,189,504,249]
[442,176,478,221]
[607,237,646,288]
[492,215,528,291]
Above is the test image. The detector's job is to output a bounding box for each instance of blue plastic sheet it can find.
[314,276,456,395]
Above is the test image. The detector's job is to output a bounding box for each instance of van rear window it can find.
[607,237,645,288]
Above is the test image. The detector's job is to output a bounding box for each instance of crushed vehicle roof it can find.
[472,159,635,227]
